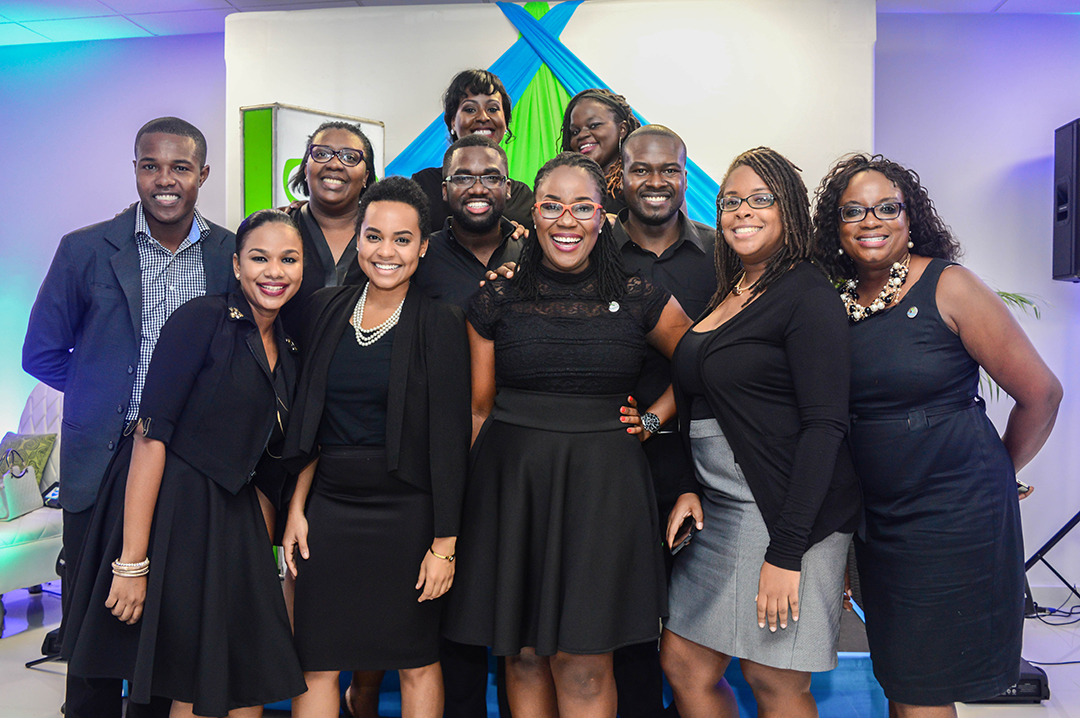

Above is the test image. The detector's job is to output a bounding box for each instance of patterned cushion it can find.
[0,433,57,493]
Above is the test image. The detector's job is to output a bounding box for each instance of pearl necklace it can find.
[352,283,404,346]
[840,254,910,322]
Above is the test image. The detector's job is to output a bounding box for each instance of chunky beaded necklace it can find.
[352,283,404,346]
[840,254,910,322]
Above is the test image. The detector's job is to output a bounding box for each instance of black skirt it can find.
[292,446,441,671]
[63,436,306,717]
[444,389,667,656]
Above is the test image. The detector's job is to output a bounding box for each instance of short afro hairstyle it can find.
[441,134,509,178]
[135,117,207,167]
[442,69,514,142]
[288,121,377,198]
[356,176,431,238]
[620,125,687,164]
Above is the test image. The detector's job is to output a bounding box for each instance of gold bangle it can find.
[429,548,455,562]
[112,557,150,577]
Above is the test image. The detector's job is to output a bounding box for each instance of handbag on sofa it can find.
[0,448,44,521]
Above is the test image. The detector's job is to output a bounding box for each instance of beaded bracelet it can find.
[112,557,150,577]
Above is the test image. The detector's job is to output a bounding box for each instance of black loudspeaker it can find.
[1054,119,1080,281]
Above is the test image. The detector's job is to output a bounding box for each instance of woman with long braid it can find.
[445,152,691,718]
[657,148,861,718]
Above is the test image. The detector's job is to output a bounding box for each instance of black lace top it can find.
[467,263,671,395]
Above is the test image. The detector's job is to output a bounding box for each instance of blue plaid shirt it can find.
[127,204,210,423]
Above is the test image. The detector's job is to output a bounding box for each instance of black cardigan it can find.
[283,283,471,537]
[139,291,298,501]
[673,262,862,571]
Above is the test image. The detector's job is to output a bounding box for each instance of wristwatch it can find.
[640,412,661,434]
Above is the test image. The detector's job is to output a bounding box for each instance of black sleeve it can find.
[763,271,852,571]
[465,281,501,340]
[426,303,472,537]
[629,274,672,334]
[138,299,219,445]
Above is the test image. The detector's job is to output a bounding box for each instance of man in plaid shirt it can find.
[23,116,236,718]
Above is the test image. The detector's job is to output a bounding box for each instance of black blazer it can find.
[139,291,298,499]
[22,204,235,512]
[284,283,471,537]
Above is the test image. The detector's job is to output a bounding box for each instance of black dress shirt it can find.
[613,211,718,508]
[413,217,524,311]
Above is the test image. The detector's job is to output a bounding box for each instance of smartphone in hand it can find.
[671,516,698,555]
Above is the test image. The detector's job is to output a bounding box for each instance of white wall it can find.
[223,0,876,227]
[877,13,1080,591]
[1,32,227,431]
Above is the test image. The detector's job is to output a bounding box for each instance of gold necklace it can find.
[731,271,751,296]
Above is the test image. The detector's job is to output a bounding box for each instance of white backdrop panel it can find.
[224,0,875,228]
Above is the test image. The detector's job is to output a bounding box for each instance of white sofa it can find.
[0,383,64,597]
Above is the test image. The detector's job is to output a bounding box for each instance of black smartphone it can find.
[670,517,698,555]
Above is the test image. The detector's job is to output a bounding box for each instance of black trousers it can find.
[61,508,171,718]
[614,434,685,718]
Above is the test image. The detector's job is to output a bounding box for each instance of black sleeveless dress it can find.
[849,259,1023,705]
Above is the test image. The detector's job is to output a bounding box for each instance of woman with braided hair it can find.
[657,147,861,718]
[445,151,692,718]
[561,88,642,215]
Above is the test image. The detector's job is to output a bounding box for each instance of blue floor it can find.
[269,652,887,718]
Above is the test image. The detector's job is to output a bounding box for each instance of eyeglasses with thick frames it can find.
[839,202,906,223]
[443,174,508,189]
[309,145,365,167]
[534,200,604,221]
[718,193,776,212]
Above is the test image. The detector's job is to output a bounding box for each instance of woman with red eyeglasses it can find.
[443,152,692,718]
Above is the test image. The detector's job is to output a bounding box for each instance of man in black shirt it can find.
[612,125,718,718]
[412,134,524,311]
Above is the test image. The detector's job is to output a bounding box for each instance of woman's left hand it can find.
[416,538,457,602]
[757,561,801,631]
[620,396,651,442]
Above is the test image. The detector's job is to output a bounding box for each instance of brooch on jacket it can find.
[286,337,299,354]
[228,306,244,321]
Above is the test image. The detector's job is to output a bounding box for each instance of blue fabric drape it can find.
[495,2,719,226]
[385,0,720,226]
[383,2,580,179]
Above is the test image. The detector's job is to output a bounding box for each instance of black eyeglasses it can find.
[718,193,775,212]
[309,144,365,167]
[534,200,603,221]
[839,202,906,223]
[444,174,508,189]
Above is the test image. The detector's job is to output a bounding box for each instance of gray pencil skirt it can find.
[665,418,851,672]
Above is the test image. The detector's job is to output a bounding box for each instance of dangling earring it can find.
[838,247,844,256]
[907,240,914,249]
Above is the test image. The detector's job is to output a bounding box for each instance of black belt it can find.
[851,396,980,430]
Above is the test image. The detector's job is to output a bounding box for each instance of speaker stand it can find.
[1025,507,1080,611]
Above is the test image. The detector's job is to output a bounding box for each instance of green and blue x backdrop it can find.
[242,0,720,226]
